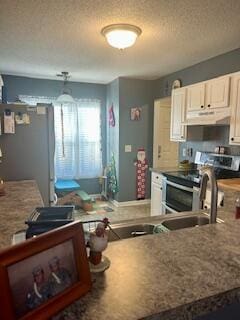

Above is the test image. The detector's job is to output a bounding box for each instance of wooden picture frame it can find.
[130,107,141,121]
[0,221,91,320]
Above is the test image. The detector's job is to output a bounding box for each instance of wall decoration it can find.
[109,104,115,127]
[130,107,141,121]
[172,79,182,90]
[15,112,30,125]
[4,109,15,134]
[134,148,148,200]
[0,222,91,320]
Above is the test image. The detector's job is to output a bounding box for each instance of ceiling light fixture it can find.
[101,24,142,50]
[57,71,75,103]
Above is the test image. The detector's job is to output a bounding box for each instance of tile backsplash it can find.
[179,126,240,162]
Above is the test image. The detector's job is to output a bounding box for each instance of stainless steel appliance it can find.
[161,152,240,214]
[0,104,55,205]
[162,171,200,213]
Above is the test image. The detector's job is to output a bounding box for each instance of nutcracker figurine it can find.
[134,148,148,200]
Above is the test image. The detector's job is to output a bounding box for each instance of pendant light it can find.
[101,24,142,49]
[57,71,75,103]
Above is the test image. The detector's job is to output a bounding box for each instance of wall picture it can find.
[0,222,91,320]
[130,107,141,121]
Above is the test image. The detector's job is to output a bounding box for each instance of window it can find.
[54,100,102,179]
[19,95,103,179]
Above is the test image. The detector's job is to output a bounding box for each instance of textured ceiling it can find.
[0,0,240,84]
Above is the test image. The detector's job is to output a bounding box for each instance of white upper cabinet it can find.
[205,76,230,109]
[186,83,205,112]
[171,88,186,141]
[229,73,240,144]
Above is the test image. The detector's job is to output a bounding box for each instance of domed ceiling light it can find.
[101,24,142,49]
[57,71,75,103]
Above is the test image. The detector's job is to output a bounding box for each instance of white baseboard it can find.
[110,199,150,207]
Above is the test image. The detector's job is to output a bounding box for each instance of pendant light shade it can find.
[57,93,75,103]
[57,72,75,103]
[101,24,142,49]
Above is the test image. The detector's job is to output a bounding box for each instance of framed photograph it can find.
[0,221,91,320]
[130,107,141,121]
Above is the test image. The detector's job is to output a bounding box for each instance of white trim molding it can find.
[110,199,150,207]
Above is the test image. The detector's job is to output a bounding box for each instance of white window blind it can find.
[19,95,103,179]
[54,100,102,179]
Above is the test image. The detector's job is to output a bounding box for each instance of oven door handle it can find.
[166,180,194,193]
[162,202,178,213]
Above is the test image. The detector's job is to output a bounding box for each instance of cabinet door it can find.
[229,74,240,144]
[151,182,163,216]
[171,88,186,141]
[206,76,230,109]
[186,83,205,112]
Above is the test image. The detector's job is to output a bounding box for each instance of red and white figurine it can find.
[88,218,109,265]
[134,148,148,200]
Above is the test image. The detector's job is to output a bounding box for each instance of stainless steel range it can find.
[161,152,240,214]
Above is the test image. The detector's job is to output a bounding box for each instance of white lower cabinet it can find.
[151,172,163,216]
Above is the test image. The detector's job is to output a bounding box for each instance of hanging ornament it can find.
[134,148,148,200]
[109,104,115,127]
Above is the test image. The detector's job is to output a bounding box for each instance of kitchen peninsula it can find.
[0,180,43,248]
[1,181,240,319]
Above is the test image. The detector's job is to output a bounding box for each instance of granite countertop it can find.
[2,181,240,319]
[150,167,179,174]
[60,209,240,320]
[0,180,43,248]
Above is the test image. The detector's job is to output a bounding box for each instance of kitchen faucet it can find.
[199,166,218,224]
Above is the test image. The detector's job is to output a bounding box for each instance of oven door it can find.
[163,180,195,213]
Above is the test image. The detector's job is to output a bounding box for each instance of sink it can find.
[161,216,210,231]
[107,223,155,242]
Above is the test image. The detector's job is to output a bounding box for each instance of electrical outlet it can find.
[125,145,132,152]
[187,148,193,157]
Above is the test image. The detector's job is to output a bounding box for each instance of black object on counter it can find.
[25,206,74,238]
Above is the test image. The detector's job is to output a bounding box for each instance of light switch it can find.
[182,148,186,157]
[125,145,132,152]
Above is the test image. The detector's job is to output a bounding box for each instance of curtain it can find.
[20,95,103,179]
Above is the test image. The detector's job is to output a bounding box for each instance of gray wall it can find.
[118,78,154,202]
[155,48,240,98]
[2,75,107,195]
[155,48,240,161]
[106,79,120,197]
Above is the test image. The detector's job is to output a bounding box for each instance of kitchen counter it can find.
[0,180,43,248]
[218,178,240,191]
[59,209,240,320]
[2,181,240,319]
[150,166,179,174]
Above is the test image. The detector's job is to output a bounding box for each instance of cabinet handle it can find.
[158,145,161,159]
[207,104,211,108]
[231,137,234,141]
[201,105,204,108]
[160,187,162,190]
